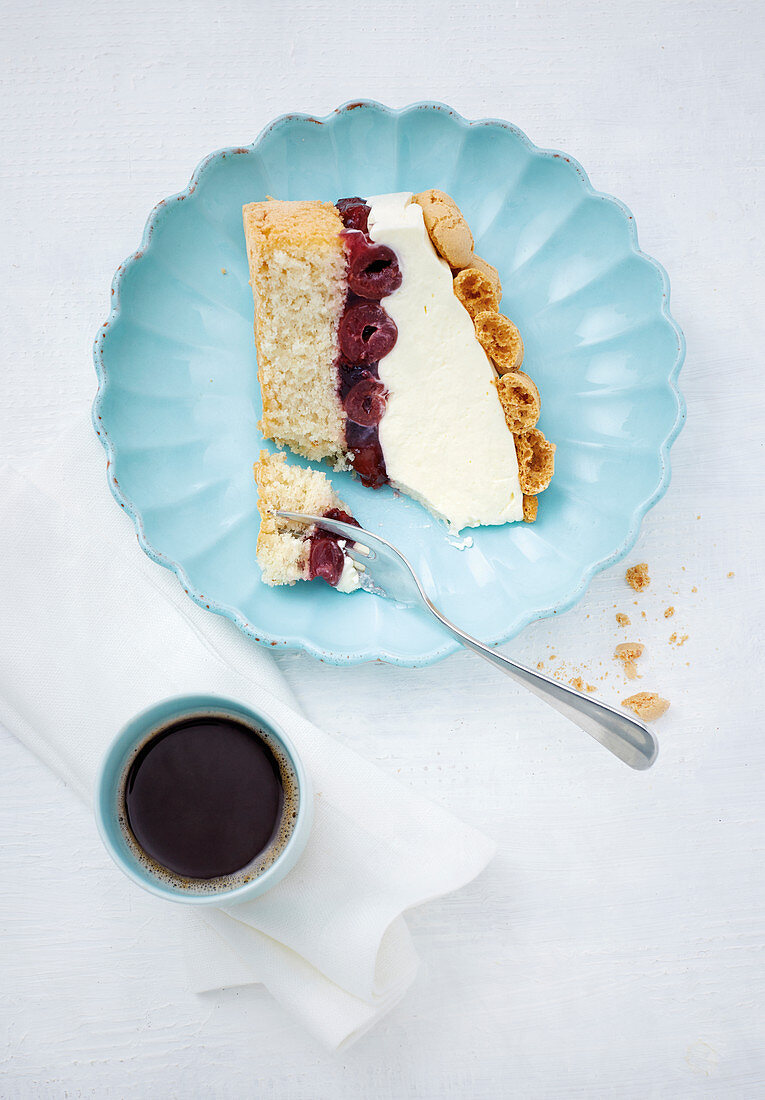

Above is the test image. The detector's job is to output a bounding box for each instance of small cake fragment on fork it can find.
[254,452,362,592]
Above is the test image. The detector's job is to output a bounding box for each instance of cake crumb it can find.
[616,612,631,627]
[727,571,735,578]
[537,661,544,670]
[626,563,650,591]
[570,676,597,694]
[692,586,697,593]
[664,606,675,618]
[614,641,645,680]
[641,610,647,619]
[621,692,670,721]
[221,267,227,274]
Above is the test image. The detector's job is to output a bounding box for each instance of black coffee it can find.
[123,714,292,881]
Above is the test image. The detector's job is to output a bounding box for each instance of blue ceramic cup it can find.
[94,694,313,906]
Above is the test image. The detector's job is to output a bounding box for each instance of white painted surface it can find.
[1,0,763,1095]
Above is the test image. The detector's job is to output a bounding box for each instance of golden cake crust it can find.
[243,199,343,251]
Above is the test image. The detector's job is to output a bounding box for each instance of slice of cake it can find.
[243,191,554,533]
[254,451,362,592]
[243,201,349,465]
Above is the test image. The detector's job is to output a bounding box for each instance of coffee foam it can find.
[116,710,301,896]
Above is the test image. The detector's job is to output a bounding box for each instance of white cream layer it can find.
[335,546,361,594]
[365,192,523,532]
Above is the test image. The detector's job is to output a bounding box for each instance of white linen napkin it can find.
[0,417,496,1050]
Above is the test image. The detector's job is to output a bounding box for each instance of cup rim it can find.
[94,693,313,906]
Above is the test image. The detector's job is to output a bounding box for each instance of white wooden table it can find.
[2,0,763,1095]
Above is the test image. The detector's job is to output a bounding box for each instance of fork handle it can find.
[423,599,658,770]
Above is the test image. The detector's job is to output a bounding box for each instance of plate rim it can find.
[92,98,686,667]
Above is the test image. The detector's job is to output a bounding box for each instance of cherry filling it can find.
[335,197,400,489]
[344,375,387,427]
[338,357,377,401]
[308,536,345,587]
[336,197,370,234]
[307,509,362,588]
[324,507,361,528]
[346,237,402,299]
[345,422,387,489]
[338,301,397,364]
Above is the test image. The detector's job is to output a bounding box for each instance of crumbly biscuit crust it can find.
[463,255,502,302]
[417,191,554,521]
[474,311,525,374]
[522,494,538,522]
[495,371,540,434]
[452,267,500,319]
[514,428,556,495]
[414,189,474,268]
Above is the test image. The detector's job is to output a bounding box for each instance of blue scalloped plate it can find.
[93,101,685,666]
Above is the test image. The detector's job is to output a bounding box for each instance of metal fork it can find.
[277,511,658,771]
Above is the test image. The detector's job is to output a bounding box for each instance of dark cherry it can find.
[338,301,397,364]
[307,509,360,588]
[347,242,402,300]
[337,358,379,400]
[323,508,361,528]
[308,536,345,587]
[343,375,387,427]
[336,197,370,234]
[345,421,388,489]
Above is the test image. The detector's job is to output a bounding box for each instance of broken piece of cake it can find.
[621,692,670,721]
[626,563,651,592]
[254,452,362,592]
[614,641,645,680]
[243,190,554,542]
